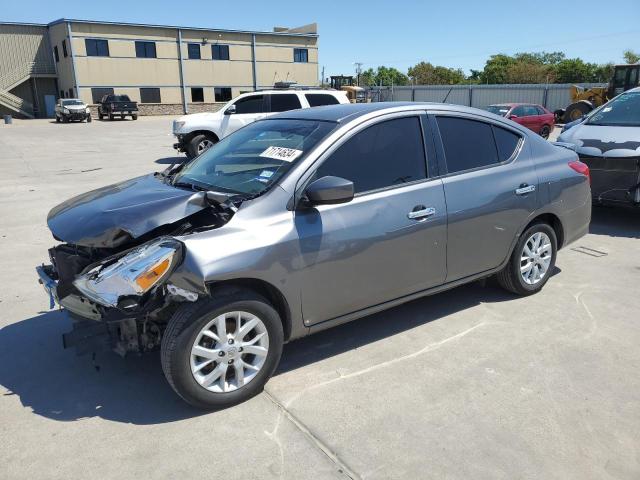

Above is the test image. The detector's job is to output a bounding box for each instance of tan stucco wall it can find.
[64,20,319,104]
[48,22,74,95]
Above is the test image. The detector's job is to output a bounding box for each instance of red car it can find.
[485,103,555,139]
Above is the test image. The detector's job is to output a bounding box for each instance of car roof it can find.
[269,101,511,123]
[245,89,342,95]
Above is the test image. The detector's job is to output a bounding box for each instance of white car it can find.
[172,89,349,158]
[55,98,92,123]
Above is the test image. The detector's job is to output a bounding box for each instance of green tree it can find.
[478,54,517,84]
[553,58,600,83]
[360,66,409,86]
[623,50,640,64]
[407,62,466,85]
[505,61,553,84]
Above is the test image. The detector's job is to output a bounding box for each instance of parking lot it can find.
[1,117,639,479]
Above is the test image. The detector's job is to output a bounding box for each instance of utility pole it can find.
[321,66,325,88]
[354,62,363,86]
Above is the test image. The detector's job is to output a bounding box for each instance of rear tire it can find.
[55,115,60,123]
[132,114,138,120]
[540,125,551,139]
[497,222,557,296]
[86,115,92,123]
[161,292,284,409]
[108,113,114,121]
[186,133,217,159]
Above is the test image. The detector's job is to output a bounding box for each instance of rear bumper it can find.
[580,155,640,206]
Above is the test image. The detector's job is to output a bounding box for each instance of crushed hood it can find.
[47,174,209,248]
[558,124,640,158]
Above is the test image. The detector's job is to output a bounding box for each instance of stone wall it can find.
[88,103,224,118]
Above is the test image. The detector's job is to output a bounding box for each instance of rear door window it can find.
[305,93,340,107]
[314,116,427,194]
[269,94,302,112]
[511,105,527,117]
[436,117,500,173]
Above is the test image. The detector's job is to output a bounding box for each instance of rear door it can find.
[297,113,447,324]
[431,113,537,281]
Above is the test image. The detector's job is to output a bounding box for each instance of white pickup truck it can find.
[172,88,349,158]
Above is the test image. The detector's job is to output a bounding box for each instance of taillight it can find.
[568,160,590,184]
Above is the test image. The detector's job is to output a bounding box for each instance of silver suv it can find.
[37,103,591,408]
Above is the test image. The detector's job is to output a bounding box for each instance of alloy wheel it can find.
[520,232,552,285]
[190,311,269,393]
[197,139,214,154]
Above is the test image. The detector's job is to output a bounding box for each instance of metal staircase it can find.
[0,62,55,118]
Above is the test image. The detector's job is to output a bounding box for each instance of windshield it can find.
[485,105,511,117]
[172,119,336,196]
[587,92,640,127]
[62,100,84,106]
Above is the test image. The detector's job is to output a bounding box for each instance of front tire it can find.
[161,292,284,409]
[86,115,92,123]
[108,113,114,121]
[497,222,557,296]
[186,133,217,159]
[132,114,138,120]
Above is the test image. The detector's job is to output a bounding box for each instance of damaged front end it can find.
[36,173,240,357]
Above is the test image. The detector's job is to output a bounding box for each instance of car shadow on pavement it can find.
[589,206,640,239]
[0,280,529,425]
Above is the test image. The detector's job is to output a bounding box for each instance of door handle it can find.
[515,184,536,195]
[408,206,436,220]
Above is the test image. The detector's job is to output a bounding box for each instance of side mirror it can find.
[508,114,518,119]
[224,104,236,115]
[303,176,354,206]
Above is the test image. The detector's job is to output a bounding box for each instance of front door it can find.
[433,114,538,282]
[219,95,268,137]
[296,115,448,324]
[44,95,56,118]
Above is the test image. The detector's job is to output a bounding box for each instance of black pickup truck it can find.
[97,94,139,120]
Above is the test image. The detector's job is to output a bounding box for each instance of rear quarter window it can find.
[305,94,340,107]
[492,126,522,161]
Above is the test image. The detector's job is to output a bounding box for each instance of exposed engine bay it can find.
[39,170,244,357]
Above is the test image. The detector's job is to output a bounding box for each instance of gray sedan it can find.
[37,102,592,408]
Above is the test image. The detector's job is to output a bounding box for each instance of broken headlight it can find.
[73,238,183,308]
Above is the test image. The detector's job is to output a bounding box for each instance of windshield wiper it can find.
[172,181,208,192]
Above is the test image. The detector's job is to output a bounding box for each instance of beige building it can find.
[1,18,319,117]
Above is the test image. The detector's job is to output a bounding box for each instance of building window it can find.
[191,87,204,103]
[60,90,64,98]
[54,46,59,62]
[85,39,110,57]
[140,88,161,103]
[68,88,74,98]
[91,87,114,103]
[214,87,232,102]
[62,40,68,58]
[187,43,201,59]
[212,44,230,60]
[135,41,157,58]
[294,48,308,63]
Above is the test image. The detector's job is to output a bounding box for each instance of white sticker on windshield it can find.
[259,170,274,178]
[602,107,612,112]
[259,146,303,162]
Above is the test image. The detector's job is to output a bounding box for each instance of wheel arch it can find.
[523,212,565,249]
[184,129,220,143]
[206,278,292,341]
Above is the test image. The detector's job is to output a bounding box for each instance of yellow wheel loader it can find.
[555,64,640,123]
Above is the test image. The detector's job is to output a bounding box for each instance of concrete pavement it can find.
[1,118,639,479]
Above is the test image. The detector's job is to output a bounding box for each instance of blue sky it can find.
[4,0,640,78]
